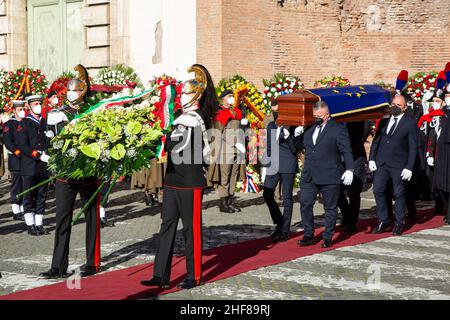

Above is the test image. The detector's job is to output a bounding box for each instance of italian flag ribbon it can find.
[71,89,154,123]
[160,84,176,130]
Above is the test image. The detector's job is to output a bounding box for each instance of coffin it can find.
[277,85,392,126]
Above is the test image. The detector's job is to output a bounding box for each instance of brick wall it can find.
[197,0,450,89]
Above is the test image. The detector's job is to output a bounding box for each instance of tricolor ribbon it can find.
[243,170,260,193]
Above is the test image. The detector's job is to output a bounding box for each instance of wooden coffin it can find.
[277,85,392,127]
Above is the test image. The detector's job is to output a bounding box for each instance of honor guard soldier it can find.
[18,94,50,235]
[2,100,27,220]
[141,64,219,290]
[208,89,246,213]
[40,65,101,279]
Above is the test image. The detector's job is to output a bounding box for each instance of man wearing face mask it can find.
[262,98,302,242]
[429,64,450,224]
[297,101,354,248]
[2,100,27,221]
[18,94,50,236]
[369,95,418,235]
[208,89,246,213]
[41,65,102,279]
[141,64,218,290]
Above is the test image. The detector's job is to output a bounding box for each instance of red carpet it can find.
[1,209,444,300]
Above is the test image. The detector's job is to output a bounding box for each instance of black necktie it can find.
[388,117,398,136]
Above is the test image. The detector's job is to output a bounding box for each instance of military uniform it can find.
[41,65,101,279]
[208,102,246,213]
[142,64,218,289]
[2,109,25,219]
[17,105,50,235]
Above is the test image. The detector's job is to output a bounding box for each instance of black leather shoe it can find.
[39,268,71,279]
[392,224,404,236]
[27,225,38,236]
[273,233,289,243]
[227,196,241,212]
[140,277,170,289]
[371,222,391,234]
[35,225,49,236]
[151,194,161,207]
[219,198,234,213]
[144,194,153,206]
[444,217,450,225]
[80,266,99,278]
[298,236,315,247]
[270,230,280,239]
[177,279,198,289]
[321,239,332,248]
[100,217,115,228]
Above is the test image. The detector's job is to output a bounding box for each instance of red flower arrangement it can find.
[406,71,438,103]
[0,67,48,113]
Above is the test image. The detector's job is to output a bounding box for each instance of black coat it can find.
[433,110,450,192]
[164,110,207,189]
[369,114,418,171]
[345,121,369,181]
[17,116,49,177]
[2,117,23,173]
[298,119,354,185]
[264,122,299,175]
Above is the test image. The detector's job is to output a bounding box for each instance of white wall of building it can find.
[128,0,197,83]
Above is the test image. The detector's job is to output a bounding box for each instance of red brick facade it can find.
[197,0,450,89]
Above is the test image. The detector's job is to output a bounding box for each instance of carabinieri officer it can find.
[141,64,218,290]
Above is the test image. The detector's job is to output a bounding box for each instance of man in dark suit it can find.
[338,121,370,232]
[297,101,354,248]
[369,94,418,235]
[263,112,301,242]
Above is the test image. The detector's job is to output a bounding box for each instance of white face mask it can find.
[67,91,79,103]
[17,110,26,119]
[32,104,42,115]
[432,102,442,110]
[227,97,235,106]
[181,94,193,107]
[51,97,59,105]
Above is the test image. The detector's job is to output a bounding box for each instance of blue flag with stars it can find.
[308,85,391,117]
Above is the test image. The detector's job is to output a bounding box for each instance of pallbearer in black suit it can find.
[2,100,27,221]
[369,95,418,235]
[141,64,218,290]
[338,121,370,232]
[297,101,354,248]
[262,99,302,242]
[17,95,50,236]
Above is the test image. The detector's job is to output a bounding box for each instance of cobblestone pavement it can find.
[0,177,447,299]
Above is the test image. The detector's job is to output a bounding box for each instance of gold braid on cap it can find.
[184,64,208,106]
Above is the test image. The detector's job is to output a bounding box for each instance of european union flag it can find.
[308,85,391,117]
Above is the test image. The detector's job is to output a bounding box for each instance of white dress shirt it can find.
[386,113,404,135]
[312,121,327,145]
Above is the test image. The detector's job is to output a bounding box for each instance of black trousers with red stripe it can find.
[51,180,101,273]
[153,187,203,284]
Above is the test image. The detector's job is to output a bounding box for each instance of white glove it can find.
[45,131,55,139]
[294,126,304,137]
[341,170,354,186]
[241,118,249,126]
[401,169,412,181]
[261,167,267,184]
[235,143,246,153]
[427,157,434,167]
[283,128,290,139]
[40,153,50,164]
[369,160,377,172]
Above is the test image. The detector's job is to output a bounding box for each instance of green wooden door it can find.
[27,0,84,81]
